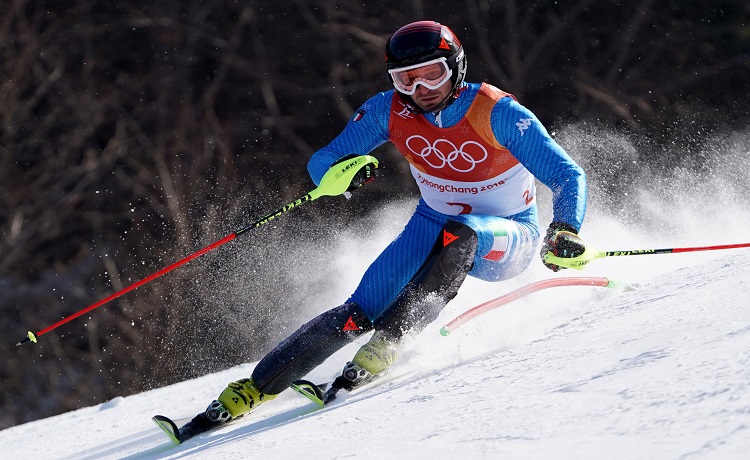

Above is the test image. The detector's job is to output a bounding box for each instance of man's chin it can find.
[415,98,440,111]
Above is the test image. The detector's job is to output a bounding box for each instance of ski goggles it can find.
[388,57,453,95]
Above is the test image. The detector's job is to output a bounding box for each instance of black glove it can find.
[333,154,381,194]
[540,222,586,272]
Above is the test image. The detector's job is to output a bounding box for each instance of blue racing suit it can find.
[247,83,587,395]
[307,82,587,321]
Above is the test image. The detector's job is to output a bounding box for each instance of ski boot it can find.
[176,378,275,443]
[216,377,275,417]
[324,332,399,403]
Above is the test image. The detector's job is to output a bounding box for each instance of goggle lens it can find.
[389,59,452,95]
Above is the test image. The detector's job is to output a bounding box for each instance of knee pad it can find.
[375,220,477,340]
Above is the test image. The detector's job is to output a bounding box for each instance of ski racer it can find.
[176,20,588,438]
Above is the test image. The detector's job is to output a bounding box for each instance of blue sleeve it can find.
[491,97,587,231]
[307,92,393,185]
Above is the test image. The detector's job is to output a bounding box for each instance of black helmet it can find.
[385,21,467,113]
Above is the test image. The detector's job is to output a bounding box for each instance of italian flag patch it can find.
[483,228,509,262]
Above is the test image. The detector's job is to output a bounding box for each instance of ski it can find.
[151,411,231,445]
[290,367,416,407]
[290,379,333,406]
[153,371,413,446]
[152,382,330,446]
[152,415,181,445]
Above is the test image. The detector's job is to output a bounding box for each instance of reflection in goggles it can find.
[389,58,452,95]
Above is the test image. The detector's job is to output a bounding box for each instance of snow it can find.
[2,242,749,459]
[3,129,750,459]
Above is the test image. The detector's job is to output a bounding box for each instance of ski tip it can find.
[152,415,181,445]
[290,379,326,407]
[439,326,450,336]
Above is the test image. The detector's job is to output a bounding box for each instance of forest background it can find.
[1,0,748,429]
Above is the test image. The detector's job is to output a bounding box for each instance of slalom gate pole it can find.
[544,242,750,271]
[16,155,379,346]
[440,277,628,336]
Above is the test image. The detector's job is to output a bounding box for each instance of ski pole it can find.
[16,155,379,346]
[544,241,750,271]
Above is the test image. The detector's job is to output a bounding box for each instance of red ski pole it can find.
[16,155,379,346]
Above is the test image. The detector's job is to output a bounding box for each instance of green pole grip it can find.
[543,246,607,270]
[310,155,379,200]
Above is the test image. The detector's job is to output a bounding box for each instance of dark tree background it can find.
[1,0,748,429]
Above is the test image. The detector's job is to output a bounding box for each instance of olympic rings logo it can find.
[405,135,489,172]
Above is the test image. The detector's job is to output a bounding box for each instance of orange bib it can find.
[389,83,519,182]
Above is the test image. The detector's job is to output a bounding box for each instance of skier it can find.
[174,20,588,440]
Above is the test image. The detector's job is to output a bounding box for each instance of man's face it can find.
[411,79,452,112]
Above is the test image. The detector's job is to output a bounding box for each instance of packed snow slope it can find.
[2,246,749,459]
[3,127,750,458]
